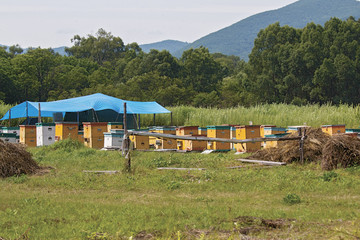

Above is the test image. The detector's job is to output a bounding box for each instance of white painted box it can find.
[36,123,56,146]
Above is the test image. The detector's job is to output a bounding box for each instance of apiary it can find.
[321,125,346,136]
[206,126,231,151]
[0,133,17,143]
[235,125,261,152]
[36,123,56,146]
[107,122,123,132]
[20,125,37,147]
[104,130,124,149]
[55,122,78,140]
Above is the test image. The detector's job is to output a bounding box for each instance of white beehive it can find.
[0,133,17,143]
[36,123,56,146]
[2,127,20,136]
[104,130,124,149]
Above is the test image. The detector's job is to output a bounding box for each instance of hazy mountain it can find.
[140,40,189,55]
[174,0,360,60]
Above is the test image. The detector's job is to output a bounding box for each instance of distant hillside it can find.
[140,40,189,55]
[175,0,360,60]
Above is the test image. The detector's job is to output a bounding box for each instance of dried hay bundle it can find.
[250,128,330,164]
[0,139,41,178]
[322,135,360,170]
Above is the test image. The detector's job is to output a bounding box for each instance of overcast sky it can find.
[0,0,298,48]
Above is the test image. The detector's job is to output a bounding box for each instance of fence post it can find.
[298,127,306,164]
[123,102,131,172]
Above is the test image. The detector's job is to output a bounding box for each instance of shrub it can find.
[283,193,301,205]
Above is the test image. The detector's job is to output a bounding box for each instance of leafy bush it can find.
[47,138,84,152]
[283,193,301,205]
[320,171,338,182]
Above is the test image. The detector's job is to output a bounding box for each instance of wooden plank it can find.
[236,159,287,166]
[157,167,206,171]
[83,170,119,174]
[127,130,301,144]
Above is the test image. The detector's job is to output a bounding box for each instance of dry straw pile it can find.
[0,139,41,178]
[250,128,360,170]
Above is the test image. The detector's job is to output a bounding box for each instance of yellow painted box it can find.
[198,127,207,136]
[235,125,261,152]
[206,126,231,151]
[156,137,177,150]
[78,131,84,143]
[83,122,108,138]
[177,135,207,152]
[20,125,37,147]
[176,126,199,136]
[84,136,104,149]
[55,122,78,140]
[260,125,276,138]
[130,135,149,150]
[321,125,346,135]
[107,122,123,132]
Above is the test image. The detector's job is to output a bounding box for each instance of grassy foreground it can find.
[1,141,360,239]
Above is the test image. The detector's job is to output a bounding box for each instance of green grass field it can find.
[1,140,360,239]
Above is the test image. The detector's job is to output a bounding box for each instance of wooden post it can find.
[170,112,173,126]
[123,102,131,172]
[298,128,305,164]
[38,103,42,124]
[8,109,11,127]
[138,114,141,129]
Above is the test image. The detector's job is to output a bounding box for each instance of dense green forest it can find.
[0,17,359,107]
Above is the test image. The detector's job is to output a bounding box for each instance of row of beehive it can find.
[1,123,358,152]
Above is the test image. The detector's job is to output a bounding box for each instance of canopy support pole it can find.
[138,114,141,129]
[26,102,29,125]
[77,112,80,125]
[153,114,156,126]
[170,112,173,126]
[38,103,42,124]
[9,109,11,127]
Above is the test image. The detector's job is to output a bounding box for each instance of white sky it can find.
[0,0,298,48]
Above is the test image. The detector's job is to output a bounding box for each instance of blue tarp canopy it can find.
[0,93,171,120]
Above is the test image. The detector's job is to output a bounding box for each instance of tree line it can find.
[0,17,359,107]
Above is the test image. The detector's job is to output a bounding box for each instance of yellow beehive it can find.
[198,127,207,136]
[129,135,149,150]
[78,131,84,143]
[55,122,78,140]
[84,136,104,149]
[83,122,107,138]
[207,126,231,151]
[20,125,37,147]
[287,126,309,134]
[263,133,290,149]
[235,125,261,152]
[176,126,198,136]
[156,137,177,150]
[321,125,346,135]
[177,135,207,151]
[260,125,276,138]
[107,122,123,132]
